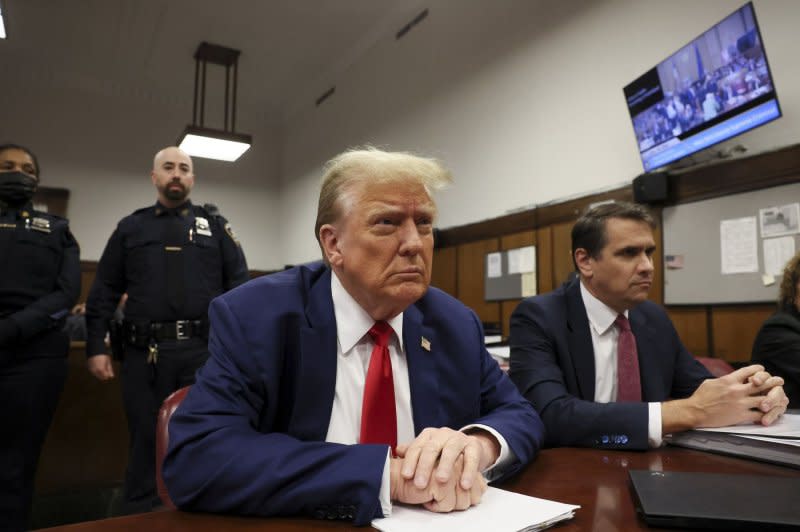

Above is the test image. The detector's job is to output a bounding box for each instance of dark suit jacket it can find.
[752,310,800,409]
[163,261,544,525]
[508,278,710,450]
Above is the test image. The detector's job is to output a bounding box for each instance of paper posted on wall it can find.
[372,486,579,532]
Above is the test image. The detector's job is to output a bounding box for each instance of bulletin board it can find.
[484,245,537,301]
[662,182,800,304]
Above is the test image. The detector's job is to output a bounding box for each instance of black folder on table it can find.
[629,470,800,530]
[666,430,800,470]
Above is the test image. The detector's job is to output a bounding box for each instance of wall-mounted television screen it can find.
[623,2,781,172]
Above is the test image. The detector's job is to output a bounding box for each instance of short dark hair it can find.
[778,251,800,312]
[571,201,656,268]
[0,143,40,179]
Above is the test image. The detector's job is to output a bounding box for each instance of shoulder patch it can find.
[225,222,241,245]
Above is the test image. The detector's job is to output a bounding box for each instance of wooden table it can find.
[38,446,800,531]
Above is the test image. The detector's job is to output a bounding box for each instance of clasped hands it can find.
[692,364,789,428]
[389,427,499,512]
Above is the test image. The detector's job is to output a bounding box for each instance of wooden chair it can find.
[155,385,191,509]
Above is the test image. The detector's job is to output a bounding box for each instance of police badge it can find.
[195,216,212,237]
[30,217,52,233]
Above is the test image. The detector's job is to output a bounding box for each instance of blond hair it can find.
[314,147,452,260]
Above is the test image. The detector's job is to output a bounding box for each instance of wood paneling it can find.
[79,261,97,304]
[499,231,536,251]
[457,238,500,324]
[498,231,536,338]
[666,307,710,357]
[551,221,574,289]
[711,304,774,362]
[35,343,127,493]
[432,246,457,297]
[536,227,554,295]
[436,186,633,248]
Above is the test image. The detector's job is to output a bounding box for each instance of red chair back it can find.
[156,385,191,509]
[694,356,735,378]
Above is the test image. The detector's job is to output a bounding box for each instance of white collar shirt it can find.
[580,281,663,447]
[325,272,415,447]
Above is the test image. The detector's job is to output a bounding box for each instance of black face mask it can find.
[0,171,38,207]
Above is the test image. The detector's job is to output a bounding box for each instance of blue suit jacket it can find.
[508,278,710,450]
[163,262,544,525]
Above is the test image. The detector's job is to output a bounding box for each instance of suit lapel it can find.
[565,280,596,400]
[289,268,339,441]
[403,304,440,435]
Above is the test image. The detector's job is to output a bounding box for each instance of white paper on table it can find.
[738,435,800,448]
[372,487,579,532]
[696,413,800,439]
[720,217,758,274]
[763,236,796,276]
[487,252,502,278]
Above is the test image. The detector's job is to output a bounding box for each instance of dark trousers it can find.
[0,333,68,532]
[119,338,209,514]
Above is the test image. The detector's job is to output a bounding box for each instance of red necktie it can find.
[360,321,397,450]
[614,314,642,402]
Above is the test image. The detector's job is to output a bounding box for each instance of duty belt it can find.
[124,319,208,346]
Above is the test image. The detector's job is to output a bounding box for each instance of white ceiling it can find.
[0,0,428,126]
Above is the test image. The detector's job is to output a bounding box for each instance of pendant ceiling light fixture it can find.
[177,42,252,162]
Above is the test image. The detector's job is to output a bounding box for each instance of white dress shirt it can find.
[580,281,663,447]
[325,272,512,515]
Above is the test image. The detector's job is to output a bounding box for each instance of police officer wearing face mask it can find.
[84,146,248,514]
[0,143,80,531]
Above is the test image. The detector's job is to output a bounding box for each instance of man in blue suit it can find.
[163,147,544,525]
[509,202,787,450]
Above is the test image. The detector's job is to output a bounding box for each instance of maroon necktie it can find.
[360,321,397,450]
[614,314,642,402]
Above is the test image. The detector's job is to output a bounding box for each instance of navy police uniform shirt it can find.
[85,201,248,357]
[0,203,80,349]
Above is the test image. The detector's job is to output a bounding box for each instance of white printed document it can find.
[696,413,800,439]
[372,486,579,532]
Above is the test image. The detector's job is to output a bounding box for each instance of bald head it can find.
[153,146,193,172]
[151,146,195,207]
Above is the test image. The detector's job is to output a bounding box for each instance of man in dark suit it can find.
[163,147,544,525]
[509,201,787,450]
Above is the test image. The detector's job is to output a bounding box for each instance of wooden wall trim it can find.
[669,142,800,204]
[437,186,633,248]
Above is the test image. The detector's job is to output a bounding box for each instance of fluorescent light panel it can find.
[0,7,6,39]
[177,127,251,162]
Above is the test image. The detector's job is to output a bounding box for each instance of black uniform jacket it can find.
[85,201,248,357]
[0,203,80,355]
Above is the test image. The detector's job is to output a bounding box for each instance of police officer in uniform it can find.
[85,146,248,513]
[0,144,80,531]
